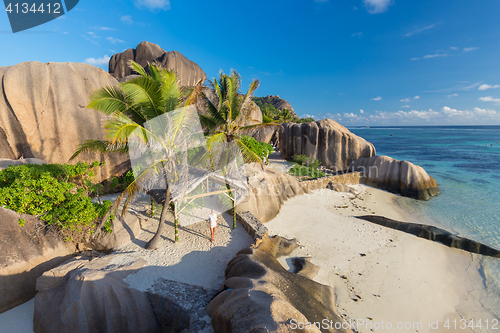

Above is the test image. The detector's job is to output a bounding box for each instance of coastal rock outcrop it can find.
[0,158,46,170]
[108,41,207,86]
[206,234,352,333]
[34,255,161,333]
[350,155,440,200]
[257,95,298,118]
[236,163,307,223]
[356,215,500,258]
[0,207,74,313]
[0,61,130,182]
[240,126,279,143]
[279,119,376,171]
[0,194,148,313]
[34,252,215,333]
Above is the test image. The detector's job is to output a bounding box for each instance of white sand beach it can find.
[2,185,497,333]
[266,185,497,333]
[0,205,252,333]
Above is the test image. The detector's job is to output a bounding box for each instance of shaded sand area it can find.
[0,197,252,333]
[266,185,498,333]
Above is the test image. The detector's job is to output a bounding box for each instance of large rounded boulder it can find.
[350,155,440,200]
[279,119,376,171]
[108,41,207,87]
[236,163,306,223]
[207,235,352,333]
[0,207,75,313]
[0,61,129,182]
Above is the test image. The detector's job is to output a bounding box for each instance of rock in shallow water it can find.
[356,215,500,258]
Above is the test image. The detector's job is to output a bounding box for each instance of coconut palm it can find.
[72,61,202,249]
[198,70,280,228]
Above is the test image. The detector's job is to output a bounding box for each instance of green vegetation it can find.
[288,155,325,179]
[72,61,202,246]
[295,117,315,124]
[200,70,280,228]
[0,162,113,232]
[253,97,315,124]
[240,135,273,163]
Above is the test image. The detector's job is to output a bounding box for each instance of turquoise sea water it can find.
[349,126,500,318]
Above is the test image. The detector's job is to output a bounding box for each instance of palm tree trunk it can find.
[171,201,179,242]
[226,183,237,229]
[145,184,172,250]
[145,201,170,250]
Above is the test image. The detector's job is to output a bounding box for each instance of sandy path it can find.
[0,198,253,333]
[266,186,497,333]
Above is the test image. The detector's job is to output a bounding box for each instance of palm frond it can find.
[70,140,128,160]
[235,139,264,166]
[121,76,162,120]
[160,70,181,113]
[200,90,225,126]
[205,132,227,150]
[103,113,151,144]
[129,61,148,77]
[87,85,128,116]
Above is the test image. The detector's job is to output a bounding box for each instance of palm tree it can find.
[72,61,202,249]
[198,70,280,228]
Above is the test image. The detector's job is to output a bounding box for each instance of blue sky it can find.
[1,0,500,126]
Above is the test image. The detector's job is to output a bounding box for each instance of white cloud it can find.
[120,15,134,24]
[344,113,360,118]
[442,106,471,117]
[479,96,500,105]
[85,55,111,66]
[414,96,420,99]
[423,53,448,59]
[401,105,410,108]
[371,96,382,101]
[351,32,363,38]
[94,27,115,31]
[363,0,393,14]
[449,46,458,51]
[410,57,419,61]
[464,47,478,52]
[302,114,317,119]
[87,31,99,38]
[107,37,125,44]
[474,107,497,115]
[359,109,364,114]
[405,24,436,37]
[447,93,459,98]
[400,98,410,102]
[423,82,481,93]
[478,84,500,91]
[134,0,170,10]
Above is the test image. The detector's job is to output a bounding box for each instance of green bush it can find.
[296,117,315,124]
[0,162,113,231]
[288,155,325,179]
[240,135,274,162]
